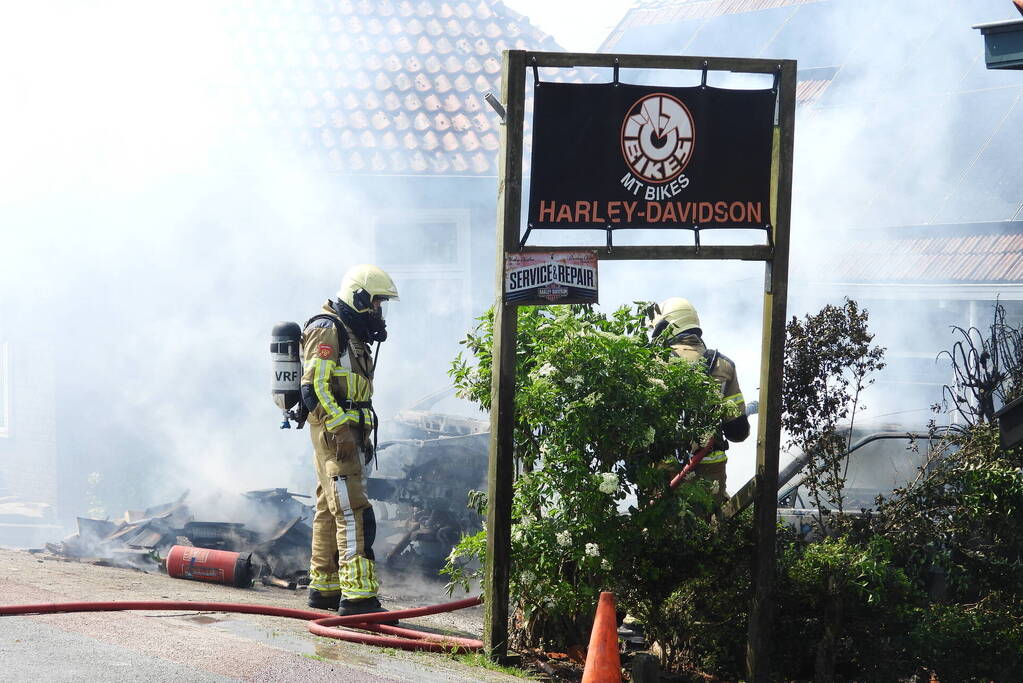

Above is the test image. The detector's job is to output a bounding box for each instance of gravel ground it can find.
[0,548,519,682]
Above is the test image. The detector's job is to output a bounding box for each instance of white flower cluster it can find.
[511,526,524,543]
[710,481,720,495]
[639,426,656,447]
[520,570,536,585]
[648,377,666,389]
[566,375,584,389]
[585,542,600,557]
[555,530,572,547]
[598,472,619,494]
[535,362,556,378]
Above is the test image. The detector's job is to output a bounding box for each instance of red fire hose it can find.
[0,596,483,653]
[668,440,714,490]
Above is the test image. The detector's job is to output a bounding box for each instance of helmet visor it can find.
[373,297,392,320]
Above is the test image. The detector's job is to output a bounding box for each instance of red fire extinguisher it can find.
[165,545,253,588]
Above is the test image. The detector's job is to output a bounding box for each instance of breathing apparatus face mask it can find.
[367,297,389,342]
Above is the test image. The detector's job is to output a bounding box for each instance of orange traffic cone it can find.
[581,591,622,683]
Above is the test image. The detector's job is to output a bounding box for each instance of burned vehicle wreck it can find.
[369,391,488,575]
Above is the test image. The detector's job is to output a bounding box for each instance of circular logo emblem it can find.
[620,93,695,184]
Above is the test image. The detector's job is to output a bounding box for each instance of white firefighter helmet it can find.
[649,297,701,340]
[337,264,400,313]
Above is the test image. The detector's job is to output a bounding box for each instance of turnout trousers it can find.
[307,420,379,600]
[695,460,728,507]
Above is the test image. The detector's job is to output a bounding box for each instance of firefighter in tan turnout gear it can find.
[650,297,750,506]
[300,265,398,620]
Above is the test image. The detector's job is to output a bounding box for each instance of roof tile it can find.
[228,0,574,174]
[444,93,462,112]
[471,151,489,173]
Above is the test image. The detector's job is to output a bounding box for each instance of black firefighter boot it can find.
[307,589,341,611]
[338,596,399,626]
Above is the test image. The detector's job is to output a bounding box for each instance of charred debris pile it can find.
[41,398,491,585]
[44,488,313,588]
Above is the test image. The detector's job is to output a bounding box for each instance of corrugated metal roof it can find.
[223,0,582,175]
[615,0,822,30]
[603,0,1023,231]
[796,78,831,105]
[820,225,1023,283]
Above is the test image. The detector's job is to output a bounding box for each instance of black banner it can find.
[527,82,775,231]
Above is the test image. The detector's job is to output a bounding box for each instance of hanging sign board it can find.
[504,251,598,305]
[527,82,775,232]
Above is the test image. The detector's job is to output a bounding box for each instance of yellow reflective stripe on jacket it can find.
[701,450,728,464]
[327,367,374,429]
[723,392,743,405]
[313,358,347,425]
[325,410,363,430]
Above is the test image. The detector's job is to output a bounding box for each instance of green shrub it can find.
[443,304,727,648]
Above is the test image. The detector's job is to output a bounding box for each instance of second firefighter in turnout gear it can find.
[650,297,750,506]
[300,264,398,620]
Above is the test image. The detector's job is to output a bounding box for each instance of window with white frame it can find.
[372,208,473,331]
[371,209,474,392]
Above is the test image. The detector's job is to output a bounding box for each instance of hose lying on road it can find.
[0,596,483,653]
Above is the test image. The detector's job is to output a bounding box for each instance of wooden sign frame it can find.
[484,50,795,683]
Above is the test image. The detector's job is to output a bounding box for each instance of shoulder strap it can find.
[305,313,349,353]
[702,348,719,375]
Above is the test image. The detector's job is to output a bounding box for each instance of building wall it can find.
[800,285,1023,429]
[0,338,60,514]
[345,174,498,409]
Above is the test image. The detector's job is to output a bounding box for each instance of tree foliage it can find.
[441,299,1023,681]
[938,302,1023,424]
[782,298,885,522]
[443,304,729,650]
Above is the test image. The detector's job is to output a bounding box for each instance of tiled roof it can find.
[224,1,583,176]
[819,224,1023,283]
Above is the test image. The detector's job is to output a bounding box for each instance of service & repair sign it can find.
[504,251,598,305]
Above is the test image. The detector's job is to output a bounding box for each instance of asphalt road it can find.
[0,548,516,682]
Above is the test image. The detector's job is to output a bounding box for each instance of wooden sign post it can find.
[485,50,795,683]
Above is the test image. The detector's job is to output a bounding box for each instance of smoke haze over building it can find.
[1,0,1021,533]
